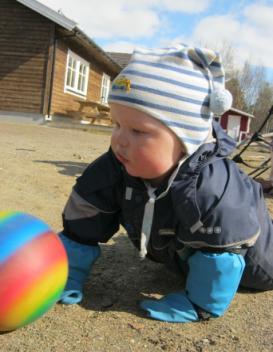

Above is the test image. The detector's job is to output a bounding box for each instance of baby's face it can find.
[110,103,185,186]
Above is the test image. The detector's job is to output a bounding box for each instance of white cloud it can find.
[158,36,189,47]
[39,0,212,40]
[83,8,160,39]
[191,5,273,70]
[244,4,273,31]
[192,15,240,44]
[38,0,273,71]
[103,41,135,53]
[124,0,212,12]
[161,0,212,13]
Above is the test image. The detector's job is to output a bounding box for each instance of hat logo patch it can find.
[112,76,131,93]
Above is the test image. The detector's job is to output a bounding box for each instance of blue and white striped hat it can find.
[108,43,232,155]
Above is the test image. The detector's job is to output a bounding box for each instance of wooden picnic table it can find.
[77,100,111,124]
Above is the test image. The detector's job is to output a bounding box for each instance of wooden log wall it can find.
[0,0,53,114]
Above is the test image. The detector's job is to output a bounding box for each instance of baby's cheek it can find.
[142,154,171,175]
[153,160,172,175]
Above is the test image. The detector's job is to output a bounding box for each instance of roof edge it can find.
[17,0,77,31]
[229,107,255,118]
[74,27,122,72]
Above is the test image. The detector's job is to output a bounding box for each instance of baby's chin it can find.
[126,167,154,180]
[125,164,173,185]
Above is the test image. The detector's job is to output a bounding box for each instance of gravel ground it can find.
[0,119,273,352]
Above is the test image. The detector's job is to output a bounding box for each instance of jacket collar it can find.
[179,121,236,175]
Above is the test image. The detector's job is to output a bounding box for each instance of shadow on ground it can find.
[72,234,264,321]
[34,160,89,177]
[75,234,187,320]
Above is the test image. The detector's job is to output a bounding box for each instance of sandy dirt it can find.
[0,120,273,352]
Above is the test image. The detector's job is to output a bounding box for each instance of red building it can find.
[214,108,255,143]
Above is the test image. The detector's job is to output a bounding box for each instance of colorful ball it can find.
[0,211,68,332]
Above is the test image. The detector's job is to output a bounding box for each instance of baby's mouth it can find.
[116,151,129,164]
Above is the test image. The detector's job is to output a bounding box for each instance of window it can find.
[100,73,111,105]
[64,50,89,97]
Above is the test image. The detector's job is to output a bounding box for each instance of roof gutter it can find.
[16,0,76,31]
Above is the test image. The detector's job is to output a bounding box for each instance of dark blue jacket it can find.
[62,121,273,290]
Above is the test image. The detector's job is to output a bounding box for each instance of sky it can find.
[39,0,273,80]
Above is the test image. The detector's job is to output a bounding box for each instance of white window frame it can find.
[100,73,111,105]
[64,50,90,97]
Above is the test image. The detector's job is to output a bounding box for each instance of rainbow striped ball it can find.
[0,211,68,332]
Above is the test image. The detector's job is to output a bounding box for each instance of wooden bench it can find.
[77,100,111,125]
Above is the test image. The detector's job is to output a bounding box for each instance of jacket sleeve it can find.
[62,149,123,245]
[174,158,261,251]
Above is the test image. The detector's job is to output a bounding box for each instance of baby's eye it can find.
[132,128,145,134]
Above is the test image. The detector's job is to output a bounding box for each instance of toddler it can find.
[58,44,273,323]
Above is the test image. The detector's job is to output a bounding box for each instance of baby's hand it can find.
[58,233,101,305]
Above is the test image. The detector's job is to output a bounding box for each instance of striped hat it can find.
[108,43,232,155]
